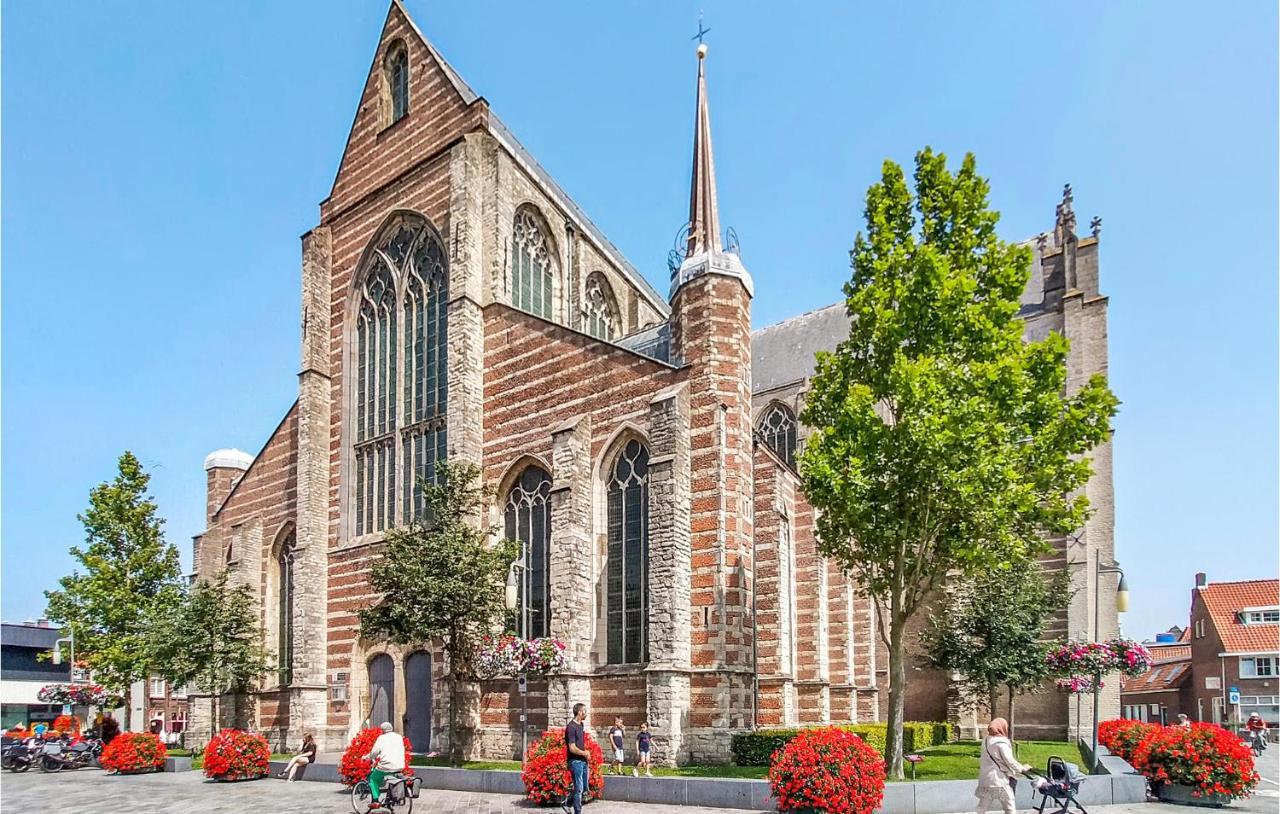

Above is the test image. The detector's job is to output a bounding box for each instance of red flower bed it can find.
[100,732,167,774]
[203,728,271,781]
[1131,723,1259,800]
[338,728,415,786]
[768,726,886,814]
[521,728,604,805]
[52,715,80,737]
[1097,718,1159,762]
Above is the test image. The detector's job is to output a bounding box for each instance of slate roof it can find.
[751,303,850,394]
[1200,579,1280,654]
[1121,658,1191,694]
[615,321,672,365]
[0,623,62,649]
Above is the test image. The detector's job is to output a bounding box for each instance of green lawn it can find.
[892,740,1085,783]
[169,750,290,770]
[409,740,1086,784]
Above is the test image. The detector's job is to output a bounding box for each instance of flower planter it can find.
[1157,782,1233,807]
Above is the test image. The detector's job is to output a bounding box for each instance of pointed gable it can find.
[325,0,488,216]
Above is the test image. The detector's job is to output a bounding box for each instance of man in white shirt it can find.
[365,721,406,809]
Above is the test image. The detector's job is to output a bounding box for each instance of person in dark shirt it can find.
[607,717,625,775]
[280,733,317,782]
[634,722,653,777]
[563,703,589,814]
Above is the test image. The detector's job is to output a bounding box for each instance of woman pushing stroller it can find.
[975,718,1032,814]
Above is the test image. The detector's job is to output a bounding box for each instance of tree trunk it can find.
[1007,685,1016,742]
[123,684,133,731]
[448,666,460,766]
[885,606,907,780]
[988,686,1000,723]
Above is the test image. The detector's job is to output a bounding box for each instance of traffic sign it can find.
[1228,688,1241,705]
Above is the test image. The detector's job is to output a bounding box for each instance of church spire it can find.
[686,42,722,257]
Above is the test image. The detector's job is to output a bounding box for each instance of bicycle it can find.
[350,772,418,814]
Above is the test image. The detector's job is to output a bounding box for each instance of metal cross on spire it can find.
[692,11,711,44]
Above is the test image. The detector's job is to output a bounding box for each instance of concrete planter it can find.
[1157,782,1233,807]
[162,756,193,773]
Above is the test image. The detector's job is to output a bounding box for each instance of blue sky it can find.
[3,1,1275,641]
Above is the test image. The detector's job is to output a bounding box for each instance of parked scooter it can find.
[37,738,102,772]
[2,741,39,772]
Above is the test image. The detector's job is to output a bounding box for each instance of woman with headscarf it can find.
[975,718,1031,814]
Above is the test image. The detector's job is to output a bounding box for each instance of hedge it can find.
[730,721,954,766]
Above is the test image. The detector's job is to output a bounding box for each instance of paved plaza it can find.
[0,754,1275,814]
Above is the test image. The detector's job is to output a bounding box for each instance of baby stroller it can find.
[1029,756,1088,814]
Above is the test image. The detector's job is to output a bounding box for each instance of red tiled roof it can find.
[1148,644,1191,663]
[1200,579,1280,654]
[1121,658,1191,693]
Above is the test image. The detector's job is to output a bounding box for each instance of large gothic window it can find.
[511,207,554,320]
[277,532,297,686]
[387,44,409,124]
[758,403,797,470]
[583,273,620,340]
[353,215,449,538]
[504,466,551,639]
[607,440,649,664]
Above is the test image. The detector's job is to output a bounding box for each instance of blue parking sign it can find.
[1228,687,1240,705]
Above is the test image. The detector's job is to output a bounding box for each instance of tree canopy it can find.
[45,451,185,723]
[799,148,1118,777]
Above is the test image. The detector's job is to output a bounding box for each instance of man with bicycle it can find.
[365,721,406,810]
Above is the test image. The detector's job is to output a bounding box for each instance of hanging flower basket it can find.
[36,683,122,707]
[1045,638,1152,679]
[1054,676,1103,694]
[475,635,566,679]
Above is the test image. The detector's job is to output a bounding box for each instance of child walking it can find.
[633,722,653,777]
[607,717,626,775]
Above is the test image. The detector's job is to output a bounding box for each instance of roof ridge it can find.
[753,301,846,335]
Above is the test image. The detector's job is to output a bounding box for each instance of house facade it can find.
[187,1,1119,759]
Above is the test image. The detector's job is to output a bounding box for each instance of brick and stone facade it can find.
[188,1,1119,759]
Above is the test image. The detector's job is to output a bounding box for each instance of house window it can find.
[1239,695,1280,724]
[583,273,620,340]
[607,439,649,665]
[504,466,552,639]
[352,215,449,538]
[758,403,798,469]
[1241,656,1276,678]
[1243,609,1280,624]
[387,44,409,123]
[278,532,297,686]
[512,207,555,320]
[150,678,165,698]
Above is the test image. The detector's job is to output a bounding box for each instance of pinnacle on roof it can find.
[686,43,721,258]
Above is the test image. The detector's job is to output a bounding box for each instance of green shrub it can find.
[730,722,952,766]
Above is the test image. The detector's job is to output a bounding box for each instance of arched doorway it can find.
[368,654,395,728]
[403,651,433,752]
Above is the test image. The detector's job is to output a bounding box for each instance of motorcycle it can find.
[37,738,102,773]
[2,741,38,772]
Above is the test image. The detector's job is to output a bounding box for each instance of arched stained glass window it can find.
[352,214,449,538]
[504,466,552,639]
[278,532,297,686]
[607,440,649,664]
[512,207,554,320]
[387,45,409,124]
[759,403,797,470]
[583,273,620,340]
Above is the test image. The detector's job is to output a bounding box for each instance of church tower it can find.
[669,42,758,753]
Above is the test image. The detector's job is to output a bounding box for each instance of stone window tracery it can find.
[583,273,620,340]
[607,439,649,665]
[511,207,554,320]
[353,214,449,538]
[504,466,552,639]
[387,44,409,124]
[277,532,296,686]
[759,403,798,470]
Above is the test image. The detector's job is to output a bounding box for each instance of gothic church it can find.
[189,1,1118,761]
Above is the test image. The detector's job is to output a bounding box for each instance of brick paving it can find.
[0,768,764,814]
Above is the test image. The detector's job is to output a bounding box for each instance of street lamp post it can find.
[51,633,76,682]
[505,559,529,763]
[1092,555,1129,770]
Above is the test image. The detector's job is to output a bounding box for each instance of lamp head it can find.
[504,565,519,612]
[51,648,62,666]
[1115,573,1130,613]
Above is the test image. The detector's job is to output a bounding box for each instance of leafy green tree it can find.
[799,149,1118,777]
[923,558,1070,740]
[44,451,184,728]
[150,571,273,730]
[360,461,517,765]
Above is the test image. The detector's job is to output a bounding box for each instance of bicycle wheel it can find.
[392,790,413,814]
[351,779,373,814]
